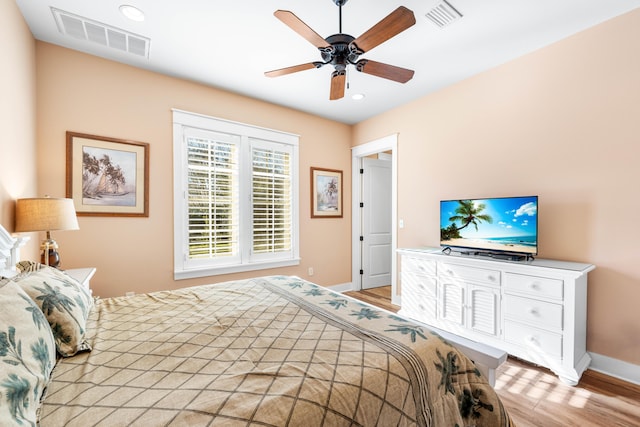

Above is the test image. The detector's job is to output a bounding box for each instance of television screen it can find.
[440,196,538,255]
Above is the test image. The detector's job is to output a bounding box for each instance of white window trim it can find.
[172,109,300,280]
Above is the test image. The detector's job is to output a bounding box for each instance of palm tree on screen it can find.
[449,200,493,232]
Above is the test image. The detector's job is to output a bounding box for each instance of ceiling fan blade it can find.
[330,71,346,100]
[351,6,416,53]
[274,10,328,49]
[265,62,320,78]
[355,59,414,83]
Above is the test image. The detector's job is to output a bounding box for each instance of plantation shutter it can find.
[173,109,299,279]
[185,129,240,263]
[251,140,293,259]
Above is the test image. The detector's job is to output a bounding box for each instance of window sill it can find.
[174,258,301,280]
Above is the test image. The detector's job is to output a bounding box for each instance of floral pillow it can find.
[0,278,56,426]
[12,266,93,357]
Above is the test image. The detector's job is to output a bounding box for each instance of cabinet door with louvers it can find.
[468,284,500,338]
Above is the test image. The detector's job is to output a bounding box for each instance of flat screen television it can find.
[440,196,538,256]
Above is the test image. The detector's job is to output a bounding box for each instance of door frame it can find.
[351,134,399,305]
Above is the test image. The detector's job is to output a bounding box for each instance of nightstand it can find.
[65,268,96,293]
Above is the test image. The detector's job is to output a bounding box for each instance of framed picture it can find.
[311,167,342,218]
[66,131,149,217]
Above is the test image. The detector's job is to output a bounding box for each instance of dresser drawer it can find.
[402,257,436,276]
[402,273,437,296]
[504,321,563,358]
[504,273,563,301]
[401,274,437,322]
[439,262,500,286]
[504,294,563,331]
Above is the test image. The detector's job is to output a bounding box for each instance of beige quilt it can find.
[38,276,514,426]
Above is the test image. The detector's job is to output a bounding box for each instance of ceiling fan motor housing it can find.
[321,34,362,71]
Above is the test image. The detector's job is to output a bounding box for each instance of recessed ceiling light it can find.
[352,93,365,101]
[119,5,145,22]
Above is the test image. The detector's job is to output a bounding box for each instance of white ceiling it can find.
[15,0,640,124]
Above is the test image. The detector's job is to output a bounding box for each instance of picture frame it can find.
[311,167,343,218]
[66,131,149,217]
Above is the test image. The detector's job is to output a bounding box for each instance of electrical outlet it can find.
[308,267,314,276]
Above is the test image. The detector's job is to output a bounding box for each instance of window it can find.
[173,110,299,279]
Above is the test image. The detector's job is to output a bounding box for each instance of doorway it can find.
[351,134,399,305]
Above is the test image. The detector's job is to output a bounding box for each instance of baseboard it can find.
[589,352,640,386]
[325,282,353,293]
[392,294,401,307]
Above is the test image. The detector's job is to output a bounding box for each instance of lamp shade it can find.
[15,198,79,232]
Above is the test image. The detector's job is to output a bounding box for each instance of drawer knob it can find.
[529,282,540,290]
[488,275,496,282]
[526,335,539,345]
[528,307,539,316]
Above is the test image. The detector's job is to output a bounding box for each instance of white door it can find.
[361,157,392,289]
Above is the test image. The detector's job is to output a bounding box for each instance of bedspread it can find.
[38,275,513,426]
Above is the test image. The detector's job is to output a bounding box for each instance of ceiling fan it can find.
[265,0,416,101]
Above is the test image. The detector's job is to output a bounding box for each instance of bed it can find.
[0,225,513,426]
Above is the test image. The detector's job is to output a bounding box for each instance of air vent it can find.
[51,7,150,58]
[425,0,463,28]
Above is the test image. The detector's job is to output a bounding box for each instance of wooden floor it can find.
[345,286,640,427]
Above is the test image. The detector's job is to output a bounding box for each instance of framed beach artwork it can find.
[66,131,149,217]
[311,167,342,218]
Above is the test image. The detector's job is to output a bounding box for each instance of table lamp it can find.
[15,197,79,268]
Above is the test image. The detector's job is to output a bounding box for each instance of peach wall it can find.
[353,10,640,366]
[35,43,352,298]
[0,0,39,260]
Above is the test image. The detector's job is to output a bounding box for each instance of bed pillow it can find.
[15,260,44,273]
[0,278,56,426]
[12,266,93,357]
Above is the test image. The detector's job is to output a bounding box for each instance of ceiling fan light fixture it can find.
[351,93,365,101]
[266,2,416,100]
[119,5,145,22]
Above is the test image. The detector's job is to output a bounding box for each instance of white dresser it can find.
[398,248,595,385]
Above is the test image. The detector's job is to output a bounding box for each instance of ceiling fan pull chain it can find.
[347,67,350,90]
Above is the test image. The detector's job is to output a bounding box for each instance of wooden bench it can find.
[338,285,507,387]
[420,324,507,386]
